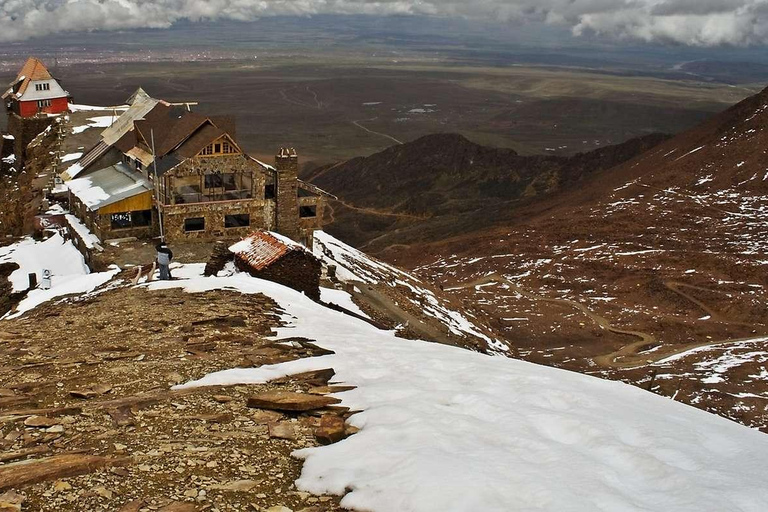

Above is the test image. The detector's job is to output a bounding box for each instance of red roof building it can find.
[3,57,70,118]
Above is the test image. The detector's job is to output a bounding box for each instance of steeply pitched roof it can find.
[134,106,211,157]
[174,124,227,159]
[15,57,53,96]
[77,95,241,177]
[101,95,160,146]
[3,57,67,101]
[229,231,306,271]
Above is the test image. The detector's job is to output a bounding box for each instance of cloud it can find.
[1,0,767,46]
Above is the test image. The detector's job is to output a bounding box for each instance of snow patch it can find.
[0,234,89,292]
[164,271,768,512]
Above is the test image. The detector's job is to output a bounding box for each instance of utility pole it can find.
[151,129,165,242]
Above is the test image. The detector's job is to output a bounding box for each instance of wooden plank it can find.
[0,446,50,463]
[0,454,131,491]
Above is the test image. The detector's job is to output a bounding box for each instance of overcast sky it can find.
[1,0,767,46]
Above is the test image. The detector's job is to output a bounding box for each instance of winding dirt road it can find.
[452,273,764,369]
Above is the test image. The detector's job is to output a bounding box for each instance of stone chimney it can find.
[274,147,300,241]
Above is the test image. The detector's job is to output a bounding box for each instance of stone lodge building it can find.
[67,90,330,246]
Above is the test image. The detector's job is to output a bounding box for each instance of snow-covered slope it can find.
[314,231,505,352]
[0,235,119,318]
[149,267,768,512]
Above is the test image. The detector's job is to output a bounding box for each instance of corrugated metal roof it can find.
[101,96,160,146]
[67,162,151,212]
[229,232,303,271]
[72,140,109,177]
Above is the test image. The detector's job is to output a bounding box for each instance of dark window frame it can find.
[300,205,317,218]
[184,217,206,232]
[109,210,152,230]
[224,213,250,228]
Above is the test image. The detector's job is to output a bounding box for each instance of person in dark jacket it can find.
[156,242,173,280]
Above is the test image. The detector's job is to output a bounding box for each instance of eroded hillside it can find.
[403,86,768,431]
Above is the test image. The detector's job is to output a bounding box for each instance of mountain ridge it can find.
[306,131,670,249]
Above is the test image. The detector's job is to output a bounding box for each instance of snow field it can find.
[0,235,118,319]
[0,234,89,292]
[320,287,371,319]
[161,267,768,512]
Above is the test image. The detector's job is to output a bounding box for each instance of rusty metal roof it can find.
[229,232,303,271]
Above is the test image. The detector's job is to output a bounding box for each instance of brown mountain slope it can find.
[305,132,669,250]
[404,85,768,432]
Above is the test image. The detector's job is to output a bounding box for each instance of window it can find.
[184,217,205,232]
[132,210,152,227]
[35,83,50,91]
[37,99,51,108]
[225,214,250,228]
[110,213,132,230]
[110,210,152,230]
[300,205,317,218]
[221,173,236,191]
[265,184,275,199]
[204,173,236,190]
[205,173,222,189]
[199,139,237,157]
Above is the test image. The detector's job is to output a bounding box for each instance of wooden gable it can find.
[198,135,241,158]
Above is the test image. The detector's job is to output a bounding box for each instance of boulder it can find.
[314,415,346,445]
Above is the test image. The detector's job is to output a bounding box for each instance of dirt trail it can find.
[333,199,428,220]
[452,273,764,369]
[351,120,403,145]
[663,280,758,329]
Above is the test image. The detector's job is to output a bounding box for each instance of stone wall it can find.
[162,199,274,243]
[298,196,325,245]
[93,210,158,242]
[0,134,12,174]
[166,154,266,193]
[7,113,54,170]
[236,250,321,300]
[161,154,276,243]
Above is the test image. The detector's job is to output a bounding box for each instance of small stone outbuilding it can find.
[230,231,321,300]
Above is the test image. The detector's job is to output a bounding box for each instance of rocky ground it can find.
[0,276,357,512]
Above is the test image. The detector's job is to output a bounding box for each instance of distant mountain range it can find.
[305,131,669,251]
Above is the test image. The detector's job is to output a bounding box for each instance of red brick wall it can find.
[18,97,68,118]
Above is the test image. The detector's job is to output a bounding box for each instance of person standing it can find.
[156,242,174,280]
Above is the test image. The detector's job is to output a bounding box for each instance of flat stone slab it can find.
[268,422,297,440]
[246,392,341,412]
